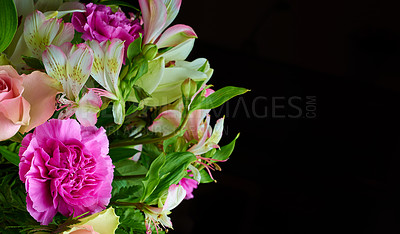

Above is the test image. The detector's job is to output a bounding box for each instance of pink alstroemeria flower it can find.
[143,184,186,233]
[139,0,197,61]
[42,43,102,126]
[149,88,224,155]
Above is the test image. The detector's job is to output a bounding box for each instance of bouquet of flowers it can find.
[0,0,248,233]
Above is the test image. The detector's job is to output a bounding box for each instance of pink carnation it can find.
[72,3,142,53]
[19,119,114,225]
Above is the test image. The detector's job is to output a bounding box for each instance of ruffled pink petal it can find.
[34,119,82,145]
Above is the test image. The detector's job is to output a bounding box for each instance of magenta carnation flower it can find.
[18,119,114,225]
[72,3,142,50]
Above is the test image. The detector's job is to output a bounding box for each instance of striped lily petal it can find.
[66,44,94,100]
[105,39,124,94]
[160,0,182,33]
[42,44,67,86]
[139,0,167,44]
[88,39,124,95]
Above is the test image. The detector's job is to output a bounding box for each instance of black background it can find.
[169,0,400,233]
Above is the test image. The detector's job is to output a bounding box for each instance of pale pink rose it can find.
[0,66,30,141]
[0,66,60,141]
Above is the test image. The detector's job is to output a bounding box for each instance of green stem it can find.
[9,132,23,143]
[107,124,122,136]
[110,109,191,148]
[110,201,144,210]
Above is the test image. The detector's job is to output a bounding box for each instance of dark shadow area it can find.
[170,0,400,233]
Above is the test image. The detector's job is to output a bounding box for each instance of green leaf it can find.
[140,153,166,202]
[127,37,142,61]
[125,103,139,116]
[0,146,19,166]
[162,131,186,154]
[212,133,240,161]
[140,143,162,169]
[191,86,249,111]
[111,184,142,202]
[132,85,151,102]
[114,159,148,176]
[199,169,214,183]
[22,56,45,69]
[145,152,196,203]
[0,0,17,53]
[109,147,139,163]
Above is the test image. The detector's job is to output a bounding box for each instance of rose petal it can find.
[19,71,61,133]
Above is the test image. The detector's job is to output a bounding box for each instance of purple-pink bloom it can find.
[18,119,114,225]
[179,177,198,200]
[72,3,142,57]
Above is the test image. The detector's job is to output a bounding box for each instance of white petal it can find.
[42,45,67,85]
[66,44,94,100]
[163,184,186,211]
[105,39,124,94]
[156,38,194,63]
[87,40,109,90]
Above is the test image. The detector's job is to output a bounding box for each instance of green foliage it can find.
[140,153,166,202]
[112,160,148,203]
[0,144,20,166]
[212,133,240,161]
[145,152,196,204]
[22,56,45,70]
[0,0,17,53]
[0,156,37,231]
[162,131,188,154]
[115,206,165,234]
[110,147,140,163]
[127,37,142,61]
[191,86,250,111]
[199,169,214,183]
[140,144,162,169]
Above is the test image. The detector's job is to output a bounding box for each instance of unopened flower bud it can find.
[120,64,129,80]
[142,43,158,60]
[181,78,197,100]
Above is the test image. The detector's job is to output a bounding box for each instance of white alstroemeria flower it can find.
[86,39,126,125]
[23,10,75,59]
[143,184,186,233]
[42,43,101,126]
[129,58,213,106]
[8,1,85,68]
